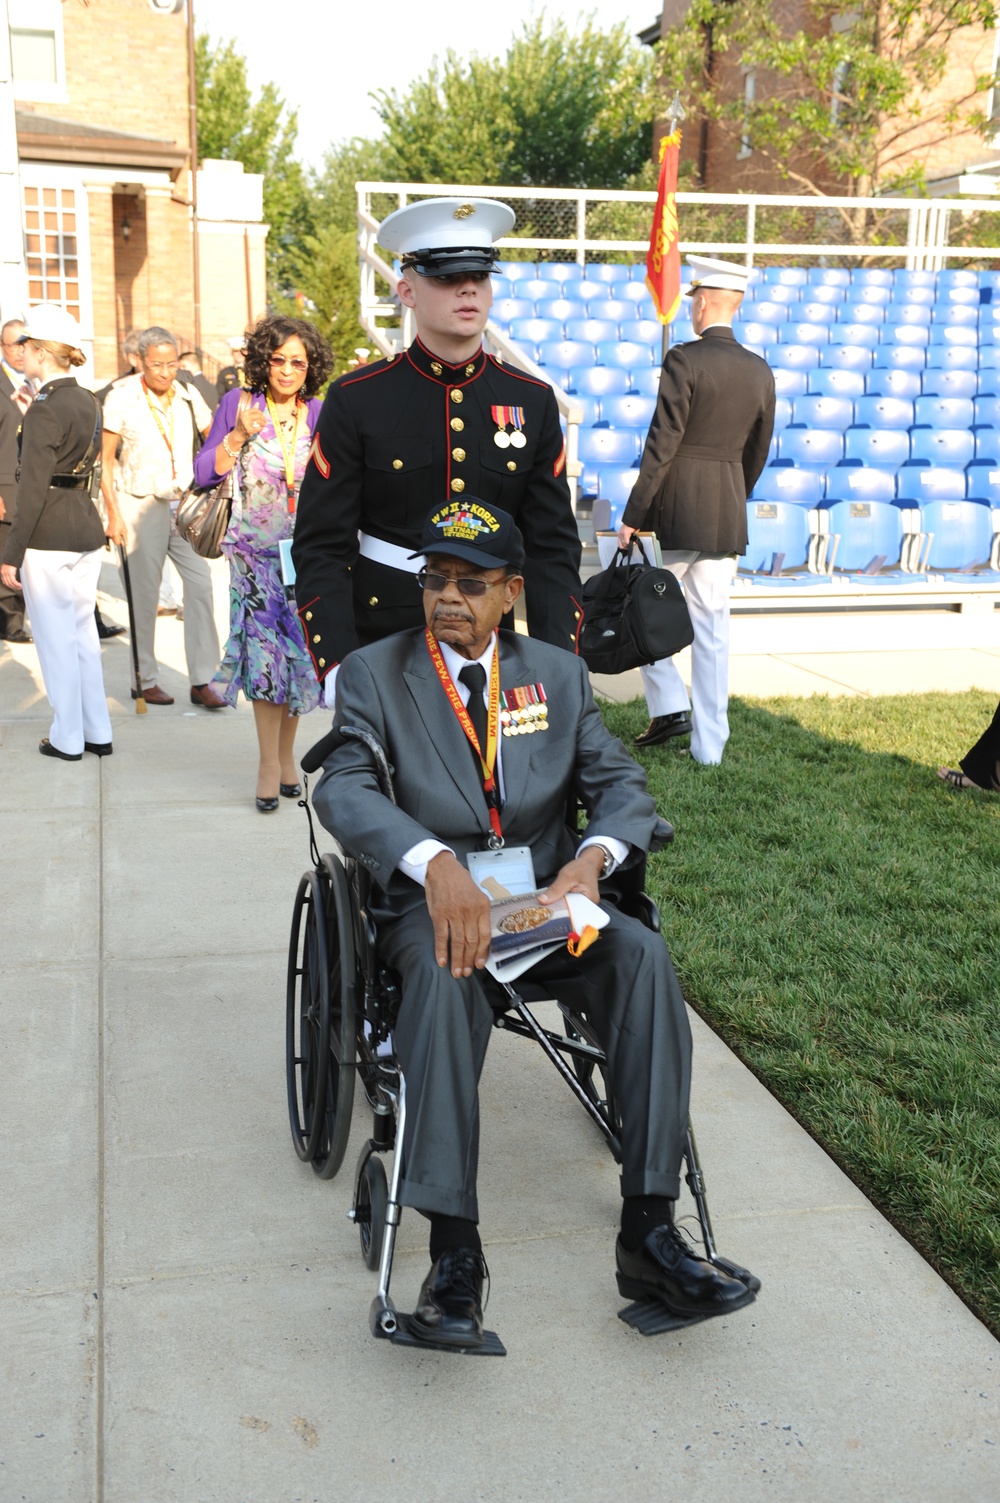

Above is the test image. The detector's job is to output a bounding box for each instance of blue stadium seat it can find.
[826,500,905,571]
[599,466,642,508]
[566,319,621,345]
[872,346,926,371]
[510,318,564,351]
[980,271,1000,291]
[617,281,654,304]
[808,368,865,397]
[885,304,932,326]
[909,428,974,465]
[780,322,831,346]
[928,346,978,370]
[894,269,935,290]
[914,395,974,428]
[600,393,656,429]
[852,269,894,287]
[563,279,607,303]
[889,286,935,307]
[752,466,824,505]
[630,367,662,396]
[818,345,874,372]
[538,340,596,371]
[764,267,809,287]
[621,319,661,344]
[757,282,802,304]
[977,369,1000,393]
[584,263,630,283]
[773,397,793,432]
[850,284,891,306]
[766,343,820,371]
[896,465,967,502]
[831,324,880,347]
[497,262,538,280]
[534,297,584,324]
[803,285,845,306]
[569,393,602,427]
[491,276,512,299]
[743,299,790,324]
[777,428,844,467]
[824,465,897,502]
[492,298,534,325]
[974,429,1000,462]
[922,369,977,398]
[518,279,556,304]
[791,394,855,429]
[853,395,914,429]
[966,463,1000,503]
[921,500,994,569]
[773,367,809,397]
[936,277,980,299]
[844,428,909,467]
[929,325,977,347]
[880,324,929,347]
[807,267,851,287]
[578,428,643,469]
[931,305,978,327]
[743,500,812,572]
[840,303,885,326]
[672,321,696,344]
[734,321,775,347]
[568,366,630,397]
[596,340,656,368]
[974,394,1000,427]
[588,299,634,324]
[798,303,837,325]
[865,368,921,398]
[536,262,579,282]
[979,347,1000,370]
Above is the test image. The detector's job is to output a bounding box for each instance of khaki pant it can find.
[117,491,220,690]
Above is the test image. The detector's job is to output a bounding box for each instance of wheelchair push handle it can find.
[300,724,397,804]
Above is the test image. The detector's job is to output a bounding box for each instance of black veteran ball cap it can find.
[411,500,526,572]
[377,197,516,277]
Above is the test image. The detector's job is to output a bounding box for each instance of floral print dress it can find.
[211,416,320,714]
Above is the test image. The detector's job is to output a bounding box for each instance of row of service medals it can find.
[492,405,526,450]
[500,684,548,735]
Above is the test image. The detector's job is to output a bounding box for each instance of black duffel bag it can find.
[579,538,694,674]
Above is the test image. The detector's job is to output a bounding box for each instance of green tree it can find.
[271,226,371,377]
[195,34,312,289]
[660,0,1000,201]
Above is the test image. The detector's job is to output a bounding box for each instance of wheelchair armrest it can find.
[300,724,397,805]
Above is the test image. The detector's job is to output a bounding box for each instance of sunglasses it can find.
[416,569,505,598]
[269,354,308,372]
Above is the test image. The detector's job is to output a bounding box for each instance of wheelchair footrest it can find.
[618,1300,714,1336]
[375,1312,507,1356]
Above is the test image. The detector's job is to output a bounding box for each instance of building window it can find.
[9,1,66,102]
[10,29,58,84]
[738,71,755,160]
[23,186,81,321]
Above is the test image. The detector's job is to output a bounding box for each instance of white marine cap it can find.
[683,255,750,295]
[17,302,83,347]
[378,197,516,276]
[227,335,247,351]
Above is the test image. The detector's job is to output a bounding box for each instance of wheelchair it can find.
[286,724,759,1352]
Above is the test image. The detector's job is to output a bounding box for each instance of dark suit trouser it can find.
[0,519,26,634]
[960,699,1000,791]
[379,904,693,1221]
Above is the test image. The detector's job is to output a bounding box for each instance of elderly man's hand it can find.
[0,562,20,592]
[425,850,492,978]
[539,846,604,907]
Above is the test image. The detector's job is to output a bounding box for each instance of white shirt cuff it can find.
[398,839,455,887]
[577,835,630,876]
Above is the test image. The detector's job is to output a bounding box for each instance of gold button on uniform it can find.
[431,362,443,375]
[392,459,403,470]
[452,447,466,462]
[451,478,465,493]
[369,596,379,605]
[507,461,516,471]
[450,389,463,404]
[451,417,464,432]
[318,658,326,667]
[312,634,321,643]
[305,611,313,621]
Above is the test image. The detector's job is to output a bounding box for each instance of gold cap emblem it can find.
[453,203,475,220]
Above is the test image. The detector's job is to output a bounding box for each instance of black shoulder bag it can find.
[579,538,694,675]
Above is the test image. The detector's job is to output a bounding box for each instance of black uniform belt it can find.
[49,475,91,490]
[675,443,743,462]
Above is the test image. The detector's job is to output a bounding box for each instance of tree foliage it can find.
[660,0,1000,198]
[270,226,370,377]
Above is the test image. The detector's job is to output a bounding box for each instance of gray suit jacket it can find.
[313,628,665,916]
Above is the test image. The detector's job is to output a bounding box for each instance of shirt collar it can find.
[438,632,496,693]
[407,336,486,386]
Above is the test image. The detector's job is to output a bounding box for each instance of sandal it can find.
[937,767,976,790]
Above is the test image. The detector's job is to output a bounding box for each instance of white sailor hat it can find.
[17,302,83,348]
[683,255,750,295]
[378,197,516,276]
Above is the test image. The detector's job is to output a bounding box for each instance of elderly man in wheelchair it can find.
[303,499,757,1351]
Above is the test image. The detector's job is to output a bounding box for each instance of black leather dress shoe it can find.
[84,741,113,756]
[96,618,126,639]
[634,712,692,747]
[279,782,301,799]
[39,737,82,761]
[411,1248,486,1347]
[616,1225,755,1318]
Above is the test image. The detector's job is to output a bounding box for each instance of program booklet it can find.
[484,889,610,982]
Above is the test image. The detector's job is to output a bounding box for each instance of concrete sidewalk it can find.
[2,571,998,1502]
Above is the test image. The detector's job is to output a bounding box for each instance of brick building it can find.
[7,0,266,383]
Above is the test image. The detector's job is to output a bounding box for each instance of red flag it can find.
[646,127,682,325]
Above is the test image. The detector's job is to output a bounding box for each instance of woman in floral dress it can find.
[194,315,333,810]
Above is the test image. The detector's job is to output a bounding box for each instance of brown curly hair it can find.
[242,314,334,400]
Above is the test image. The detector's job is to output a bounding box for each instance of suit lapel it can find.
[402,634,493,835]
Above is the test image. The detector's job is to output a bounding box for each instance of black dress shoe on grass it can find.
[39,738,82,761]
[84,741,113,756]
[411,1248,486,1348]
[280,782,301,799]
[634,712,692,747]
[616,1224,755,1319]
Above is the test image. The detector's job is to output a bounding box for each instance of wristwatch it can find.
[587,843,615,877]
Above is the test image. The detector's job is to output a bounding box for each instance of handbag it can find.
[579,538,694,674]
[175,395,248,559]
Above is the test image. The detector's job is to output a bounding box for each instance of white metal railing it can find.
[356,206,584,502]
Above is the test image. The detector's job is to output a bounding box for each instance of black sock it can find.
[620,1195,675,1253]
[429,1214,481,1261]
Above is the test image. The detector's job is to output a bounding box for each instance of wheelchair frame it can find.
[286,726,754,1346]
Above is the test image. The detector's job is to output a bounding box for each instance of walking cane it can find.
[117,543,146,715]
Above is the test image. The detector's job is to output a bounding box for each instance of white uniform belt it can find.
[358,531,424,572]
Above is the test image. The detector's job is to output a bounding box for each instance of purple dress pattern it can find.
[194,388,323,714]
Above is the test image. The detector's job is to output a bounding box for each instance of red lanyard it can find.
[141,378,176,480]
[425,628,502,843]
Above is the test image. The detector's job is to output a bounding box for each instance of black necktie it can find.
[458,663,488,751]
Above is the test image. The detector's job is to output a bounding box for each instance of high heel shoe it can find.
[255,796,279,813]
[279,782,301,799]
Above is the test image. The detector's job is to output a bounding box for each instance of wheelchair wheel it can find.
[355,1148,388,1271]
[563,1017,622,1142]
[310,855,358,1180]
[286,871,332,1163]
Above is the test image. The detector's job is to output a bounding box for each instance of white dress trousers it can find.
[20,547,113,756]
[639,551,737,766]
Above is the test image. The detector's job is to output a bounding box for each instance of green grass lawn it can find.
[599,688,1000,1336]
